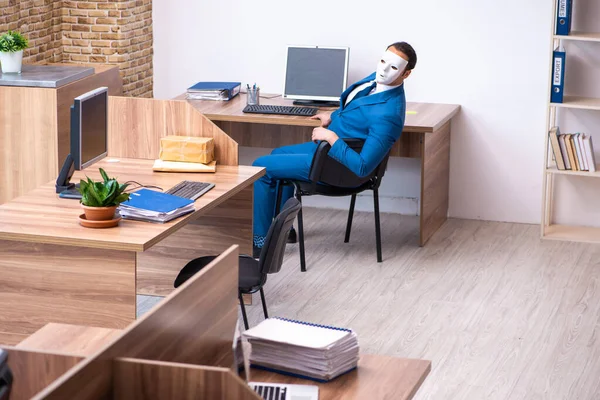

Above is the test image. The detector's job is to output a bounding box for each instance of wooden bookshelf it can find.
[554,31,600,42]
[541,2,600,242]
[550,95,600,111]
[545,166,600,177]
[544,224,600,244]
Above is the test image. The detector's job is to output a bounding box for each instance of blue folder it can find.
[551,48,566,103]
[555,0,573,36]
[120,188,193,213]
[187,81,241,100]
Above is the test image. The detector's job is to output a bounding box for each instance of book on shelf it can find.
[118,188,195,223]
[186,81,241,101]
[567,134,578,171]
[549,126,566,170]
[242,317,359,382]
[558,133,571,170]
[582,134,597,172]
[551,129,598,172]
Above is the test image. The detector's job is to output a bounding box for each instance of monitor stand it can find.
[292,99,340,108]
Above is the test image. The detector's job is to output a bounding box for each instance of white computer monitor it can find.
[70,87,108,170]
[282,45,349,106]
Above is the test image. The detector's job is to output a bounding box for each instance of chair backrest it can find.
[308,139,390,190]
[258,197,301,275]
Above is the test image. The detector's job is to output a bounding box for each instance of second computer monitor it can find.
[283,45,349,106]
[70,87,108,170]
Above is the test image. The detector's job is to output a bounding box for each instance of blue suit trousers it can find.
[252,141,318,237]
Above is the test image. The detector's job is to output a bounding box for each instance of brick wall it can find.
[0,0,153,97]
[0,0,63,63]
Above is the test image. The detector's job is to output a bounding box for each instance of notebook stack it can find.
[242,317,359,382]
[186,82,241,101]
[118,188,195,223]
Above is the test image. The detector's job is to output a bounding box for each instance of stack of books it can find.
[186,81,241,101]
[549,127,597,172]
[118,188,195,223]
[242,317,359,382]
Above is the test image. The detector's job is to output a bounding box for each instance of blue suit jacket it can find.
[327,72,406,177]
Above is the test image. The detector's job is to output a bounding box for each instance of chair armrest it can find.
[308,141,332,184]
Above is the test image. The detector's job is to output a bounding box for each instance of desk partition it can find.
[107,96,238,165]
[4,246,260,400]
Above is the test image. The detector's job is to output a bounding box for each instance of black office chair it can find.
[174,197,301,330]
[275,139,390,272]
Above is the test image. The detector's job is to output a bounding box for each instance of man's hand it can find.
[310,112,332,128]
[312,127,339,146]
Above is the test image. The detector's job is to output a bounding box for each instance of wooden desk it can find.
[0,158,264,345]
[181,93,460,246]
[17,323,431,400]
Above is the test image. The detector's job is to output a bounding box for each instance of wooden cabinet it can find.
[0,64,122,204]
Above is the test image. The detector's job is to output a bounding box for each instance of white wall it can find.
[153,0,560,224]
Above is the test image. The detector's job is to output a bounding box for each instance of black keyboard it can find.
[243,104,318,117]
[165,180,215,200]
[251,384,287,400]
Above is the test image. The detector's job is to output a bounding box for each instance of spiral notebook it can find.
[242,317,359,382]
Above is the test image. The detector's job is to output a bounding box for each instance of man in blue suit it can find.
[252,41,417,255]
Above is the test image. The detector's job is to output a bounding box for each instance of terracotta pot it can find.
[81,205,117,221]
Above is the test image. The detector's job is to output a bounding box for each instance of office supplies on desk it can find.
[70,87,108,170]
[118,188,195,223]
[164,180,215,200]
[283,45,349,108]
[243,317,359,382]
[556,0,573,36]
[56,153,83,199]
[243,104,318,117]
[159,136,214,164]
[186,81,241,101]
[247,85,260,106]
[249,382,319,400]
[551,47,565,103]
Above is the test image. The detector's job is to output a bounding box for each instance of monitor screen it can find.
[70,87,108,170]
[283,46,349,102]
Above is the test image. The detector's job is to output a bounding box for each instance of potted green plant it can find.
[78,168,130,222]
[0,30,28,74]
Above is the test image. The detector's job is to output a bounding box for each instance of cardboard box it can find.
[159,136,214,164]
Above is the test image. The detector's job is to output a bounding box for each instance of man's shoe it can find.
[287,227,297,244]
[253,245,262,259]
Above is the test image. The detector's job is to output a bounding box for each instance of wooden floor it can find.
[138,207,600,400]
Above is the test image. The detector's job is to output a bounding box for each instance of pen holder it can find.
[247,88,260,106]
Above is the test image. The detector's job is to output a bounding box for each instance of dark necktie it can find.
[351,82,376,103]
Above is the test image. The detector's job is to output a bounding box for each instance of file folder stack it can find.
[242,317,360,382]
[186,81,241,101]
[118,188,195,223]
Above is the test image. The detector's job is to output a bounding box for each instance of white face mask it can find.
[376,50,408,85]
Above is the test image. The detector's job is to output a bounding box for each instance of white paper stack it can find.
[242,318,359,382]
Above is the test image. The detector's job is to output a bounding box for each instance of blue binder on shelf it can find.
[186,81,241,100]
[551,47,566,103]
[556,0,573,36]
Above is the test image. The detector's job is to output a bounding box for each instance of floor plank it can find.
[139,207,600,399]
